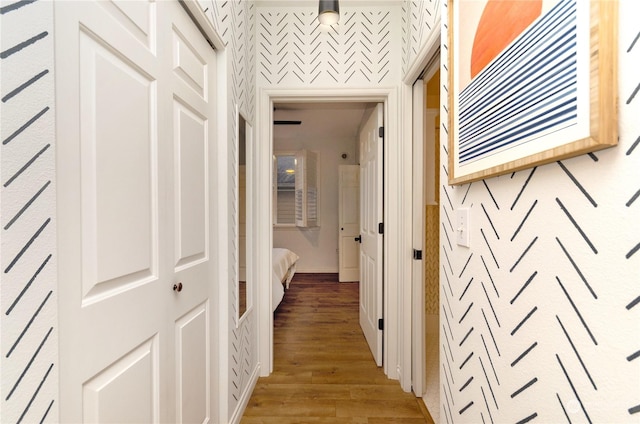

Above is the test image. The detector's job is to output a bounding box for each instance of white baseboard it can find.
[294,267,338,273]
[229,363,261,424]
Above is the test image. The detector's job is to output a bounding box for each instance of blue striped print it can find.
[459,61,576,142]
[458,0,578,164]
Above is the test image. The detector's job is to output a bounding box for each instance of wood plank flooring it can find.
[241,273,434,424]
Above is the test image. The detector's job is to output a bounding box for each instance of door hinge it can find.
[378,223,384,234]
[378,318,384,331]
[413,249,423,260]
[378,126,384,138]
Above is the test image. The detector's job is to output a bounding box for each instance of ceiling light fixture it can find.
[318,0,340,25]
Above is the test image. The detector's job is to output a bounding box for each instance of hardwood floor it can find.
[241,273,434,424]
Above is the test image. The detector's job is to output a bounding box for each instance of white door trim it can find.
[411,79,426,397]
[402,17,442,394]
[256,87,404,382]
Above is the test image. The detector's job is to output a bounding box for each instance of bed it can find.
[272,248,299,311]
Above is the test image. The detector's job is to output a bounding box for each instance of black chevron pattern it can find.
[440,1,640,423]
[1,1,57,422]
[402,0,440,76]
[257,7,395,86]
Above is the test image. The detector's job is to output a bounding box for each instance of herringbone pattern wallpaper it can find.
[257,6,400,87]
[199,0,257,416]
[402,0,441,76]
[438,1,640,422]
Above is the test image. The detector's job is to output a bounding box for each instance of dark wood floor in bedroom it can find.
[241,273,434,424]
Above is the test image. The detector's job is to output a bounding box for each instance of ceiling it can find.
[273,102,375,141]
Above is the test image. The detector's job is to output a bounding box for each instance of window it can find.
[274,150,319,227]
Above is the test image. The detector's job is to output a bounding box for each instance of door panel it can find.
[99,0,155,50]
[82,337,159,424]
[174,100,207,269]
[172,28,207,99]
[338,165,360,282]
[56,1,216,422]
[359,104,383,366]
[175,303,209,424]
[79,26,157,303]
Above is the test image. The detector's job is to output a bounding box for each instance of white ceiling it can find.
[273,102,374,141]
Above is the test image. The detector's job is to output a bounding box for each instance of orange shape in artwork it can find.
[471,0,542,78]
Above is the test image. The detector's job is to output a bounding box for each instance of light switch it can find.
[456,208,470,247]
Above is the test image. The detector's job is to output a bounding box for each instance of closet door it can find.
[55,1,217,422]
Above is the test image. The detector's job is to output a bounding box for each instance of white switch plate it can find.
[456,208,470,247]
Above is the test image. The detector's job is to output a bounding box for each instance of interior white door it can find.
[168,6,217,423]
[338,165,360,282]
[359,104,384,366]
[55,1,216,422]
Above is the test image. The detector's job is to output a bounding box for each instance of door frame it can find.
[256,87,407,385]
[402,14,441,398]
[411,78,426,397]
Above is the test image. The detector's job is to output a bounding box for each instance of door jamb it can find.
[256,88,402,382]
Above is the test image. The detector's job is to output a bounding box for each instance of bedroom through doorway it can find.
[270,101,384,368]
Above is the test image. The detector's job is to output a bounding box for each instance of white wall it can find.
[405,0,640,422]
[273,136,358,273]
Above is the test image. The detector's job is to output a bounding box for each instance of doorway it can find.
[256,88,406,385]
[411,59,441,420]
[271,102,367,276]
[270,101,383,366]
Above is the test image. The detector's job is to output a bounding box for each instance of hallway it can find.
[241,274,434,423]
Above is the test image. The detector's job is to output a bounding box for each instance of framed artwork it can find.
[448,0,618,185]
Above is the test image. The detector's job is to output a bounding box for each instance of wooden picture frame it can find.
[448,0,618,185]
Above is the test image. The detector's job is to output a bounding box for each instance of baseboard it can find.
[294,267,338,273]
[229,363,260,424]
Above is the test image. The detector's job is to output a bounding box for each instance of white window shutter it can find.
[305,151,318,227]
[294,150,319,228]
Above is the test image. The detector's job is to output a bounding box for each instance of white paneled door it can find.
[359,104,384,366]
[55,1,216,422]
[338,165,360,282]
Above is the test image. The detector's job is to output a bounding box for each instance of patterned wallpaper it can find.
[256,5,401,87]
[197,0,257,420]
[402,0,441,77]
[0,1,58,423]
[434,1,640,423]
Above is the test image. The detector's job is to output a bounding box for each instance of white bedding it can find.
[272,248,299,311]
